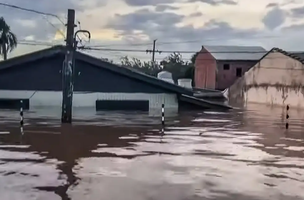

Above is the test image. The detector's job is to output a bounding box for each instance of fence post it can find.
[20,100,24,133]
[286,105,289,129]
[161,103,165,134]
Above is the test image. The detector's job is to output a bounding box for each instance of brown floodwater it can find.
[0,104,304,200]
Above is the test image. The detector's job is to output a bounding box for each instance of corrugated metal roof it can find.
[203,45,267,61]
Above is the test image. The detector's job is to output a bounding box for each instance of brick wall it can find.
[194,48,216,89]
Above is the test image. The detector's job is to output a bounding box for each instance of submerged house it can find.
[194,45,267,90]
[0,45,230,116]
[228,48,304,108]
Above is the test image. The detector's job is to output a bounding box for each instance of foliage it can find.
[190,52,199,65]
[119,52,199,85]
[0,17,17,60]
[160,52,192,81]
[100,57,113,63]
[120,56,162,76]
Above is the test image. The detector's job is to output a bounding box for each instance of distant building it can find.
[228,48,304,108]
[194,45,267,90]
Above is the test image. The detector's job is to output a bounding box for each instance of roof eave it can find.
[0,45,65,70]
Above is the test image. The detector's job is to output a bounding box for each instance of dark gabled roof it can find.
[0,45,193,95]
[0,45,65,71]
[254,47,304,65]
[270,48,304,64]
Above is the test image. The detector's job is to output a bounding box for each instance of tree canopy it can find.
[120,56,162,76]
[0,17,17,60]
[117,52,198,85]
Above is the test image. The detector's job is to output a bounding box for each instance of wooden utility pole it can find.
[152,39,156,63]
[61,9,75,123]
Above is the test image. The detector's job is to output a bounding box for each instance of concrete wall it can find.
[229,52,304,108]
[194,48,216,89]
[216,61,256,90]
[0,90,178,116]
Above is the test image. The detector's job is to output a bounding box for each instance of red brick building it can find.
[194,45,266,90]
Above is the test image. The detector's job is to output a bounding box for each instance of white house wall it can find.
[0,90,178,115]
[229,52,304,108]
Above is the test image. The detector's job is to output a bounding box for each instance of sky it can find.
[1,0,304,62]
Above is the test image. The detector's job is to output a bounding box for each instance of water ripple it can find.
[0,104,303,200]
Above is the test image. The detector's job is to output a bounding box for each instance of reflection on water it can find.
[0,104,304,200]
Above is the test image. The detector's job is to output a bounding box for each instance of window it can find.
[223,64,230,70]
[0,99,29,110]
[236,68,242,77]
[96,100,149,111]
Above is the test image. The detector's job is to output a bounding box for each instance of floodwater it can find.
[0,104,304,200]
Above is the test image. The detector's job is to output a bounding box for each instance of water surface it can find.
[0,104,303,200]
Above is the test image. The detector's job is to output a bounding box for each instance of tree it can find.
[100,57,113,63]
[161,52,192,81]
[0,17,17,60]
[120,56,162,76]
[183,52,198,86]
[118,52,198,86]
[190,52,199,65]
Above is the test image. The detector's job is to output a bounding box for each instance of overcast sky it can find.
[1,0,304,62]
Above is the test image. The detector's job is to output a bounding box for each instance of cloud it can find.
[266,3,278,8]
[123,0,176,6]
[189,12,203,17]
[291,6,304,18]
[187,0,237,6]
[0,0,108,42]
[262,6,286,30]
[155,4,179,12]
[106,9,261,51]
[2,0,304,61]
[282,23,304,32]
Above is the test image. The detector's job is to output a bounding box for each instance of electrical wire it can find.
[85,35,284,48]
[80,47,268,54]
[89,42,153,48]
[42,16,65,38]
[18,39,62,46]
[0,3,64,24]
[16,42,303,62]
[18,42,56,46]
[0,2,66,38]
[156,35,283,46]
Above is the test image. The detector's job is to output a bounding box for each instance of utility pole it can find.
[61,9,75,123]
[146,39,162,65]
[152,39,156,63]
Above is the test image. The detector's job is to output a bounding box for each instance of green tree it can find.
[190,52,199,65]
[120,56,162,76]
[160,52,192,81]
[0,17,17,60]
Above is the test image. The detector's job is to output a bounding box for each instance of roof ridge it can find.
[202,45,265,49]
[0,45,65,70]
[272,47,304,64]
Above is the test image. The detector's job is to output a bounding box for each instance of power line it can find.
[15,43,298,61]
[42,16,65,38]
[87,35,284,48]
[156,35,283,46]
[18,39,61,46]
[80,47,268,54]
[0,2,66,38]
[88,42,153,48]
[18,42,56,46]
[0,3,64,24]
